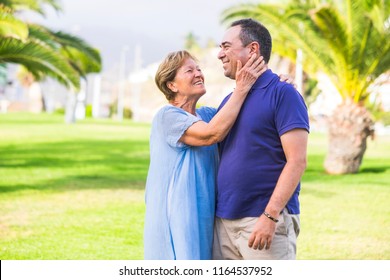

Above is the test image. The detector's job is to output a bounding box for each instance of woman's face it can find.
[169,58,206,98]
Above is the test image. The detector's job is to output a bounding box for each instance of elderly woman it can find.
[143,50,265,260]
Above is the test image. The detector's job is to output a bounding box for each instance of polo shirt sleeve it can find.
[276,84,310,136]
[160,106,200,149]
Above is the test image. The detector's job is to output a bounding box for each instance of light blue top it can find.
[144,105,218,260]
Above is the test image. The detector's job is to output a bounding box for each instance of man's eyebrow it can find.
[219,41,231,47]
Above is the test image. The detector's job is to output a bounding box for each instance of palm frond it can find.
[1,0,62,15]
[27,23,58,48]
[49,30,102,74]
[310,5,348,60]
[0,37,80,89]
[0,5,28,39]
[27,24,102,75]
[0,1,102,92]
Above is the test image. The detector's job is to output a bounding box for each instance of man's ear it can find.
[249,41,260,55]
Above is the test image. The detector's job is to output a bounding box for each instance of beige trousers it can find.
[212,209,300,260]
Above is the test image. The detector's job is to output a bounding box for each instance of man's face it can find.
[218,25,251,80]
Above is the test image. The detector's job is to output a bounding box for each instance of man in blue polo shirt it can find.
[213,18,310,260]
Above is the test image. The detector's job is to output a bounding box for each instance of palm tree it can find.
[0,0,62,15]
[0,1,101,92]
[222,0,390,174]
[184,32,201,52]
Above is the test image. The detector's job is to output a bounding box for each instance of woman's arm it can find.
[179,54,266,146]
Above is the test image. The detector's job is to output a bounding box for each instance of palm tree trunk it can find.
[324,100,375,174]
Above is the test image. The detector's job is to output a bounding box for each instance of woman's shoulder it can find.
[196,106,217,122]
[153,105,199,127]
[154,105,186,118]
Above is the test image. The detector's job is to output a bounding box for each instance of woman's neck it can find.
[170,97,198,116]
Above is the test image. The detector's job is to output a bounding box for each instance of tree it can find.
[184,32,201,53]
[0,1,101,92]
[222,0,390,174]
[0,0,62,14]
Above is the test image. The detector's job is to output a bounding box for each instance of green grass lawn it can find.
[1,113,389,259]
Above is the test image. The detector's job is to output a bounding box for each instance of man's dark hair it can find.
[231,18,272,63]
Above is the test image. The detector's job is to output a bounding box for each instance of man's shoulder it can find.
[218,93,233,111]
[265,71,300,94]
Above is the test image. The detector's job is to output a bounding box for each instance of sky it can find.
[25,0,259,72]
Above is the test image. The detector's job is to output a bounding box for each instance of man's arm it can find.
[248,128,308,250]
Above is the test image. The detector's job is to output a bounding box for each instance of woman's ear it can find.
[167,81,177,93]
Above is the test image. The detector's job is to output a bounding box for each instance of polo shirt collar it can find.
[251,69,274,90]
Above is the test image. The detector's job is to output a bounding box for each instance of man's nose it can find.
[217,49,225,60]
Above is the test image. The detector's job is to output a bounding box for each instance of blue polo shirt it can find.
[216,69,310,219]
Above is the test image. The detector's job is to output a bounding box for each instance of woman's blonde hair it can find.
[155,50,197,101]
